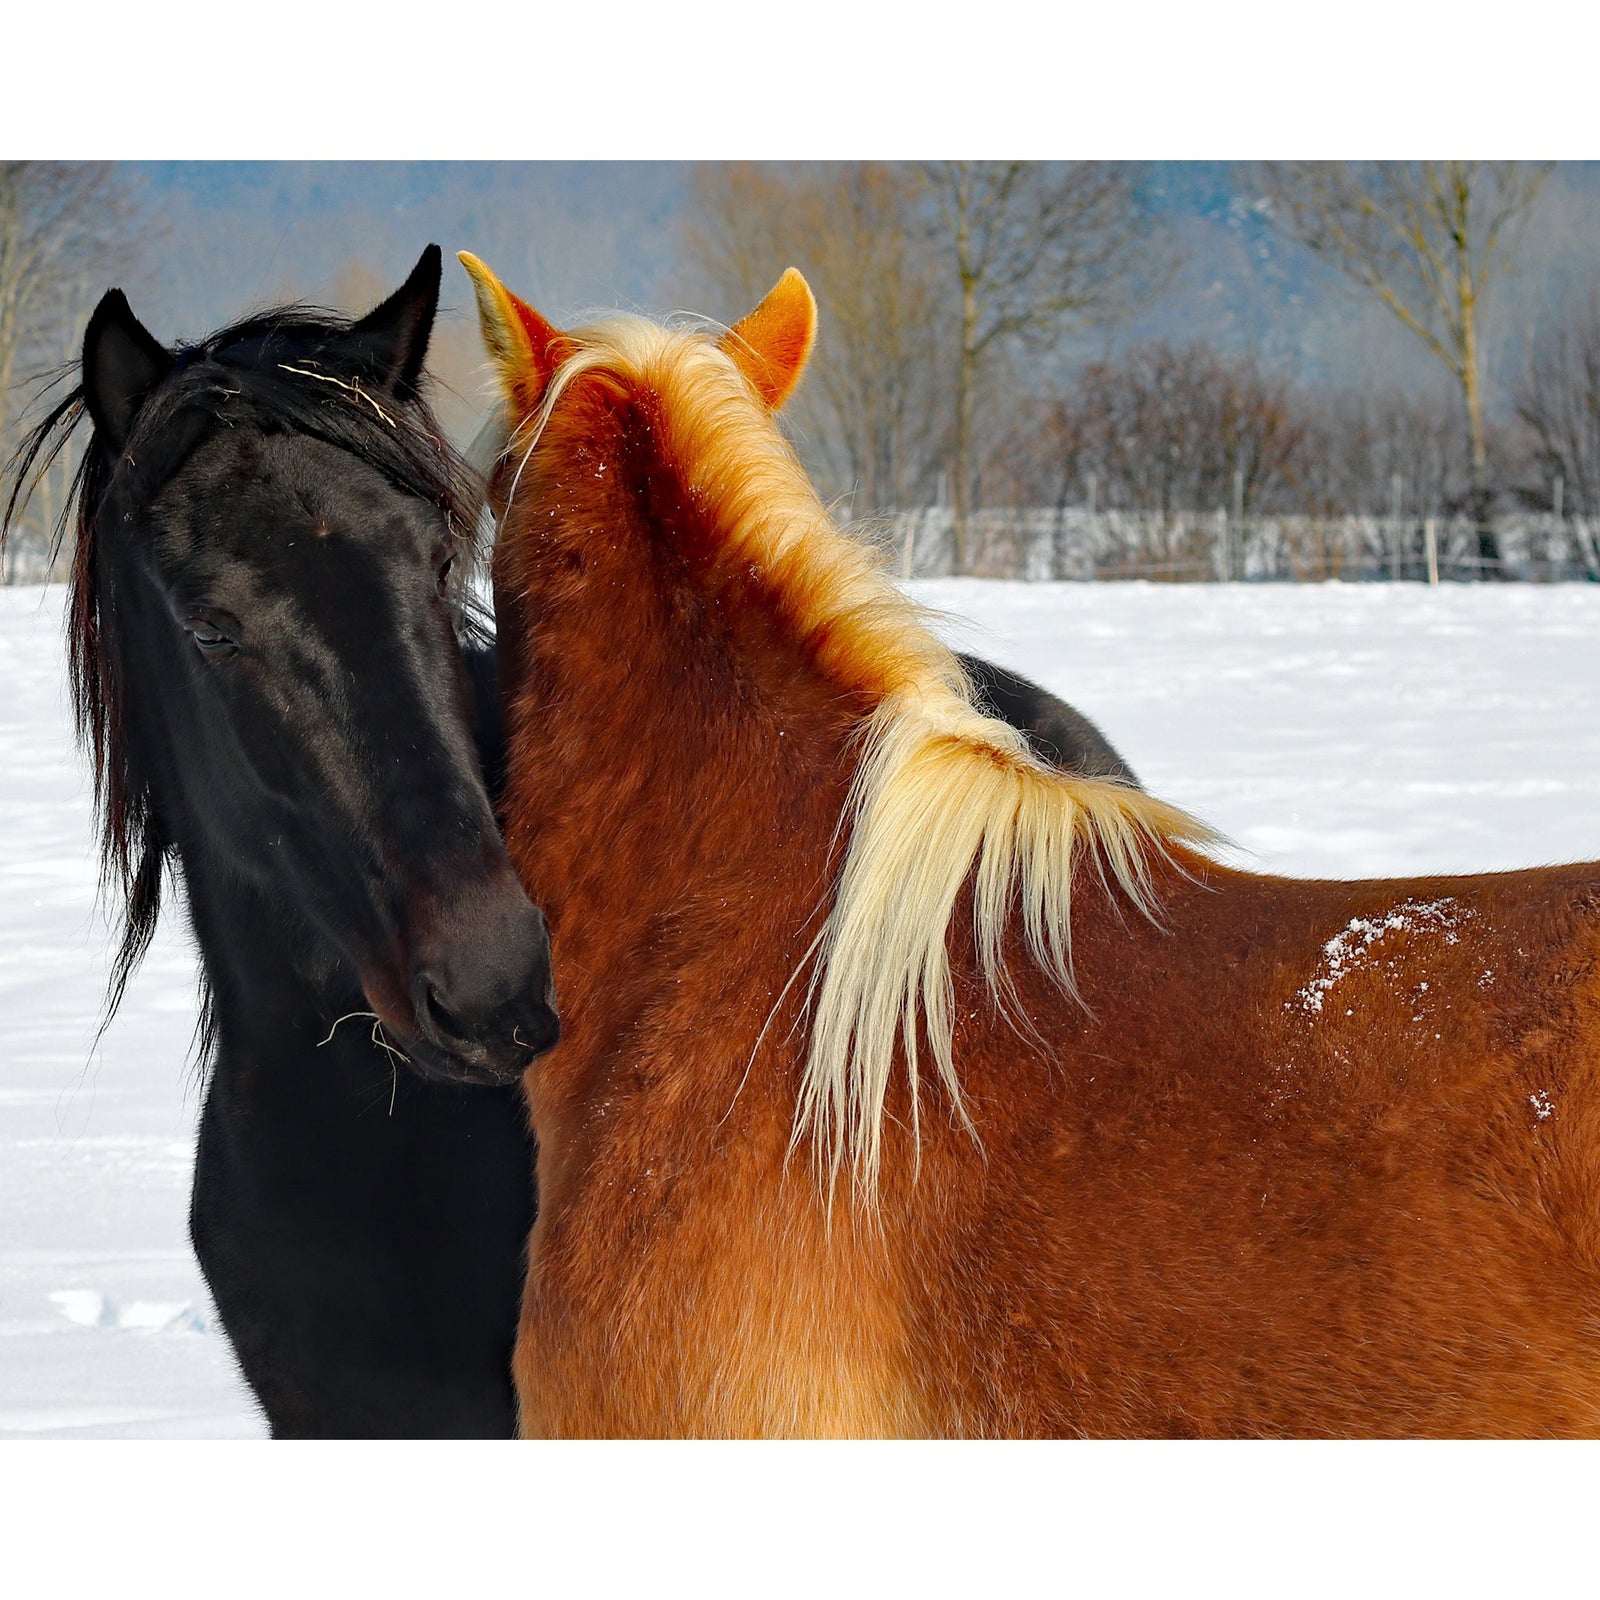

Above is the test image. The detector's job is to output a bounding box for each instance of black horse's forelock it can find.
[0,302,489,1044]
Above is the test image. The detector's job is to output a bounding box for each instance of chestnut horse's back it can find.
[909,852,1600,1436]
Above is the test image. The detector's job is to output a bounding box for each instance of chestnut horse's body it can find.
[468,257,1600,1437]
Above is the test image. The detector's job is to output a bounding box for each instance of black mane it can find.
[1,303,486,1040]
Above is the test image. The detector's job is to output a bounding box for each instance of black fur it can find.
[5,248,553,1437]
[958,652,1139,785]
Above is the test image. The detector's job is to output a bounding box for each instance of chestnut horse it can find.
[464,251,1600,1438]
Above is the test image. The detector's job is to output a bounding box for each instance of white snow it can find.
[4,576,1600,1436]
[1290,898,1463,1016]
[0,587,260,1437]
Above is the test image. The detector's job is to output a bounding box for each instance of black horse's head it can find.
[4,246,557,1086]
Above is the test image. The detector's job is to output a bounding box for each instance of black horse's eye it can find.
[436,553,455,596]
[184,615,239,660]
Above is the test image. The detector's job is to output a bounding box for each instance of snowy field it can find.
[3,577,1599,1439]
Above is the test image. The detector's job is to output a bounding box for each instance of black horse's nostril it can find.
[414,974,464,1044]
[512,1004,561,1056]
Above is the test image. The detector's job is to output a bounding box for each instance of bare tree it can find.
[677,162,1164,548]
[918,161,1162,571]
[1022,340,1306,577]
[1059,341,1306,516]
[1514,284,1600,519]
[1,164,136,442]
[1257,161,1553,575]
[677,163,947,511]
[1,163,142,576]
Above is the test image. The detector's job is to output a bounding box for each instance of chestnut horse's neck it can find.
[493,318,1212,1195]
[492,360,851,1054]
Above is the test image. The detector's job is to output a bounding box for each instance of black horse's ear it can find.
[347,244,442,399]
[82,290,172,451]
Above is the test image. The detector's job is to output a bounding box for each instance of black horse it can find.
[957,653,1136,785]
[5,246,1138,1439]
[5,247,556,1437]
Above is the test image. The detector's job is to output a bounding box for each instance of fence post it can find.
[1574,516,1600,581]
[1552,474,1565,580]
[1389,473,1404,580]
[1424,516,1439,585]
[1085,474,1099,582]
[1230,468,1244,582]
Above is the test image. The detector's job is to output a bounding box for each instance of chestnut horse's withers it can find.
[464,251,1600,1437]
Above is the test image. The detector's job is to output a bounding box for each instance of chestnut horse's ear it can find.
[458,251,570,410]
[718,268,817,411]
[347,244,441,399]
[82,289,173,451]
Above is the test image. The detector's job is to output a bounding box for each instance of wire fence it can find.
[856,507,1600,583]
[10,504,1600,586]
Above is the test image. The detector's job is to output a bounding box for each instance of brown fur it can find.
[479,267,1600,1437]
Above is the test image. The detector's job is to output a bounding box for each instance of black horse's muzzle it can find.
[364,868,561,1087]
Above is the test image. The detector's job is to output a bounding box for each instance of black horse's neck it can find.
[175,635,534,1439]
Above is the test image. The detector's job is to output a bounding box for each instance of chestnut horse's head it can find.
[458,252,816,521]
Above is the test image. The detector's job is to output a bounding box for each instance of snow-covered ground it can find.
[0,587,258,1437]
[920,578,1600,878]
[3,578,1599,1438]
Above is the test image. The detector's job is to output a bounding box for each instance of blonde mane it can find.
[505,314,1217,1200]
